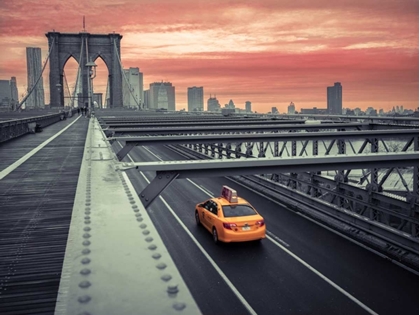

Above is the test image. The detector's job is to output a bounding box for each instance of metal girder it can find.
[107,122,369,136]
[139,171,179,208]
[277,113,419,123]
[112,129,419,160]
[104,119,307,128]
[121,152,418,180]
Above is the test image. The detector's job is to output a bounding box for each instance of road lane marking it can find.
[129,144,379,314]
[0,116,81,181]
[266,230,290,247]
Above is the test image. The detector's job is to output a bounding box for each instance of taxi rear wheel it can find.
[212,227,219,244]
[195,211,201,226]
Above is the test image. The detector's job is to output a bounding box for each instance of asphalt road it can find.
[120,143,418,315]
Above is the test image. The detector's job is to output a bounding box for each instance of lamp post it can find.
[86,60,97,118]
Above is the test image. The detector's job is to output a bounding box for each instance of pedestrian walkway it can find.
[0,115,89,314]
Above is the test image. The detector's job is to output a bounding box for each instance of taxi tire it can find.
[195,211,201,226]
[212,227,219,244]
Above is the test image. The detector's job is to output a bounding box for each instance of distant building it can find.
[207,95,220,111]
[122,67,143,108]
[26,47,45,109]
[227,99,235,109]
[245,101,251,112]
[0,78,19,109]
[187,86,204,111]
[271,107,279,114]
[287,102,295,114]
[327,82,342,115]
[300,107,327,114]
[143,90,150,109]
[149,82,175,110]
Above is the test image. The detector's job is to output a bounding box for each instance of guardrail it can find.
[0,109,78,143]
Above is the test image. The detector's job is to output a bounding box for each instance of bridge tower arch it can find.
[46,31,123,108]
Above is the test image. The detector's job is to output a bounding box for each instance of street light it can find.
[86,60,97,117]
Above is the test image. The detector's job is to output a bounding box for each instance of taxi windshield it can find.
[222,204,257,218]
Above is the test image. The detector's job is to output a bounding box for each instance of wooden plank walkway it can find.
[0,115,88,314]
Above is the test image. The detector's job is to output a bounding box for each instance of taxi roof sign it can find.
[221,185,238,203]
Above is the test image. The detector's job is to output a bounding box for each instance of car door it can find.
[200,200,212,231]
[206,201,219,229]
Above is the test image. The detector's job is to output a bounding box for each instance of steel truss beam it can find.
[105,122,370,137]
[119,152,418,208]
[113,129,419,161]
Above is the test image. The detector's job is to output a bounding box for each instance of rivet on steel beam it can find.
[85,211,91,215]
[142,230,150,235]
[145,198,149,201]
[82,249,91,255]
[135,213,142,217]
[78,311,91,315]
[81,258,91,264]
[137,217,143,222]
[139,224,147,229]
[83,233,91,239]
[173,302,186,311]
[85,216,90,220]
[152,253,161,260]
[85,220,91,224]
[80,268,91,275]
[133,209,139,212]
[145,237,153,242]
[82,241,91,246]
[85,198,91,202]
[79,281,91,289]
[167,284,179,294]
[85,207,91,211]
[83,227,91,232]
[78,295,91,304]
[161,274,172,281]
[148,244,157,250]
[156,262,167,270]
[85,203,91,206]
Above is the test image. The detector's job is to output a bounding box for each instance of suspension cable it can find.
[113,39,141,108]
[63,70,72,106]
[17,37,55,110]
[71,39,84,108]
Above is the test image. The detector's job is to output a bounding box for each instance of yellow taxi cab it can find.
[195,186,266,243]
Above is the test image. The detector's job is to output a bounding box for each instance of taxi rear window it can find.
[222,204,257,217]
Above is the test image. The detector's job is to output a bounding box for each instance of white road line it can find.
[123,149,257,315]
[0,116,81,181]
[267,235,378,315]
[130,144,379,315]
[266,230,290,247]
[142,145,163,161]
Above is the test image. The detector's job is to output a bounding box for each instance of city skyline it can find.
[0,0,418,112]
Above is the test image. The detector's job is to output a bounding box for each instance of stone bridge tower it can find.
[46,31,123,108]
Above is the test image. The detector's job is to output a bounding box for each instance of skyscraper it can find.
[207,95,220,111]
[245,101,251,112]
[288,102,295,114]
[327,82,342,115]
[122,67,143,108]
[0,77,19,109]
[26,47,45,109]
[149,82,175,110]
[187,86,204,111]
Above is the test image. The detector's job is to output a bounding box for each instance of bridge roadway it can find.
[0,114,418,314]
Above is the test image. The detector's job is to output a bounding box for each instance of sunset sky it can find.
[0,0,418,113]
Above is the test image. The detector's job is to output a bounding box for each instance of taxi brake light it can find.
[223,223,237,230]
[256,220,265,227]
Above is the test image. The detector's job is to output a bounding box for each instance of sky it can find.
[0,0,418,113]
